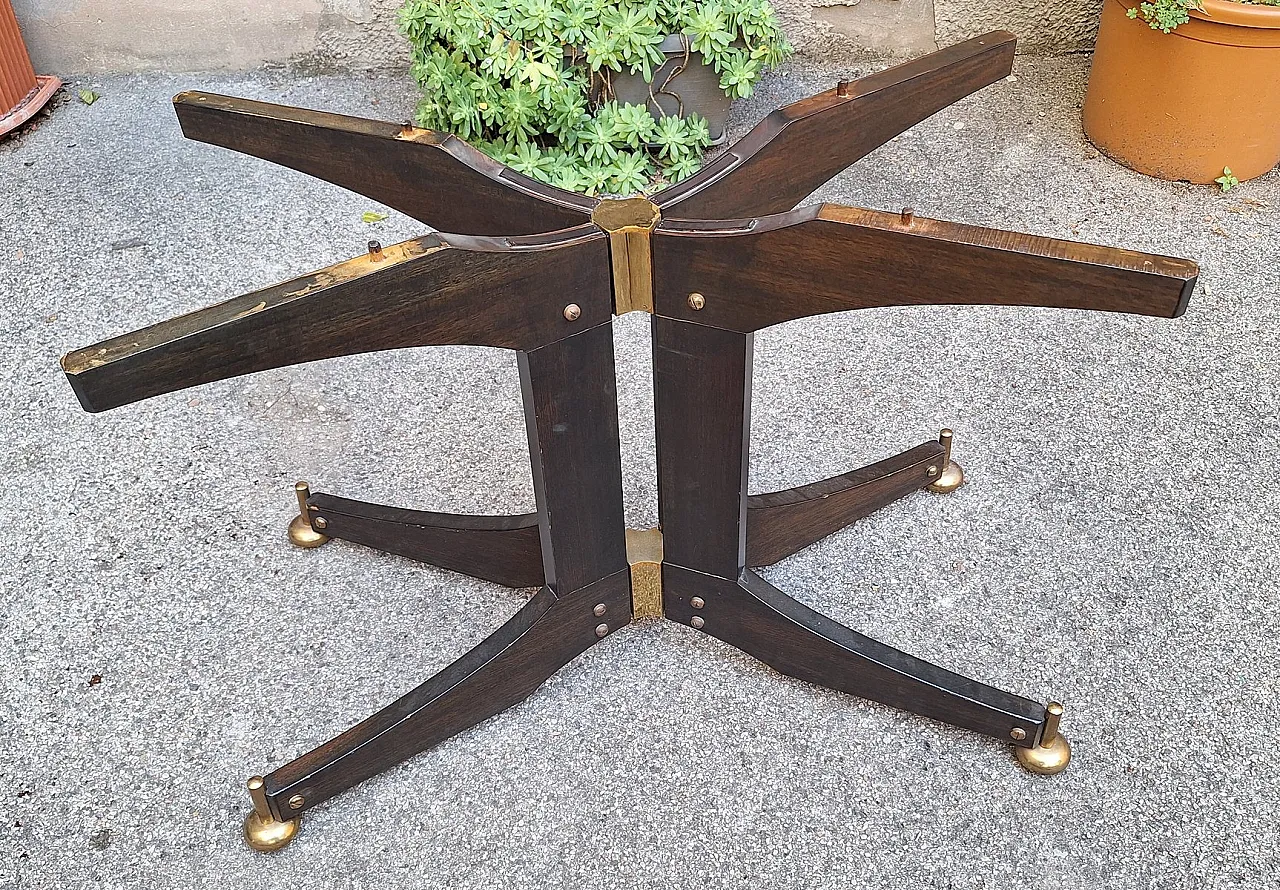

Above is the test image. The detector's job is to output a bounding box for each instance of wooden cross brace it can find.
[60,32,1198,850]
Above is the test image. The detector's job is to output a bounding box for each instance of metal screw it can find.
[688,292,706,311]
[1010,728,1027,741]
[901,207,915,225]
[313,517,328,530]
[595,623,609,638]
[288,794,305,810]
[691,597,705,609]
[690,616,705,629]
[927,466,939,477]
[563,303,582,321]
[368,239,384,261]
[593,603,607,617]
[836,80,851,98]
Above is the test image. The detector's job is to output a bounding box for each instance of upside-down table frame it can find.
[61,31,1198,851]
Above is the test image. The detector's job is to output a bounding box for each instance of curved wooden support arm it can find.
[260,571,631,819]
[653,204,1198,332]
[746,440,944,567]
[173,92,595,235]
[61,226,609,412]
[663,565,1047,744]
[306,493,543,589]
[653,31,1017,219]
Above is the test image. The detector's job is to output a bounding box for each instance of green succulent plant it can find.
[1127,0,1279,33]
[398,0,791,195]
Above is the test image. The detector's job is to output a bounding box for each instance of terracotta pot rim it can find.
[1194,0,1280,28]
[1111,0,1280,29]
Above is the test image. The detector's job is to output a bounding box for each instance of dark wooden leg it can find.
[260,322,630,818]
[260,575,630,819]
[653,314,1047,749]
[654,32,1018,219]
[302,493,543,589]
[173,92,594,236]
[746,440,945,567]
[664,567,1046,743]
[653,316,753,579]
[61,228,610,413]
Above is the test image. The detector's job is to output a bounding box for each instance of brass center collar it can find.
[591,196,662,233]
[626,527,664,619]
[592,198,662,315]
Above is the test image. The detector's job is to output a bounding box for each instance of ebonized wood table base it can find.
[59,30,1196,852]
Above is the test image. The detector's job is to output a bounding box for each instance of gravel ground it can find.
[2,54,1278,889]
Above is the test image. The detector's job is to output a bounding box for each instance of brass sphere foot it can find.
[288,513,330,549]
[927,460,965,494]
[287,481,329,548]
[243,809,300,852]
[1015,732,1072,775]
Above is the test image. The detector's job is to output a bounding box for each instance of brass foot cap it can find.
[1015,733,1071,775]
[927,460,965,494]
[243,809,300,852]
[288,514,330,549]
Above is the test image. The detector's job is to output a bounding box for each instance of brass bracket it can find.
[625,527,664,619]
[592,197,661,315]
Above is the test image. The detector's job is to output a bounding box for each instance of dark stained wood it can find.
[174,92,595,235]
[60,49,1206,818]
[653,204,1198,332]
[263,570,631,818]
[520,323,629,596]
[61,226,609,413]
[265,321,631,816]
[653,32,1017,219]
[663,565,1046,744]
[652,315,752,579]
[746,441,944,567]
[306,493,543,589]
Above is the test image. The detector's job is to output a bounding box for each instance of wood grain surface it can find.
[520,324,630,596]
[62,227,609,412]
[654,204,1197,332]
[307,494,544,589]
[263,571,632,818]
[663,565,1046,745]
[746,441,945,566]
[174,92,595,235]
[654,32,1017,219]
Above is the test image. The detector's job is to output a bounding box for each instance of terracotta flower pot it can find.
[1083,0,1280,183]
[1,0,60,138]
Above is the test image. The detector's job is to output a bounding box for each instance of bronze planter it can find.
[606,35,733,145]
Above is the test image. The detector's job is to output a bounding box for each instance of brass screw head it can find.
[690,597,705,610]
[313,517,328,530]
[563,303,582,321]
[595,623,609,638]
[927,465,939,477]
[1010,727,1027,741]
[688,292,706,311]
[690,616,705,629]
[593,603,607,617]
[288,794,305,810]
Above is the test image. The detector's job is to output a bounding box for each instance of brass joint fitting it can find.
[626,527,664,619]
[592,197,662,315]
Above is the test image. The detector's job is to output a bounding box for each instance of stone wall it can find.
[11,0,1100,75]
